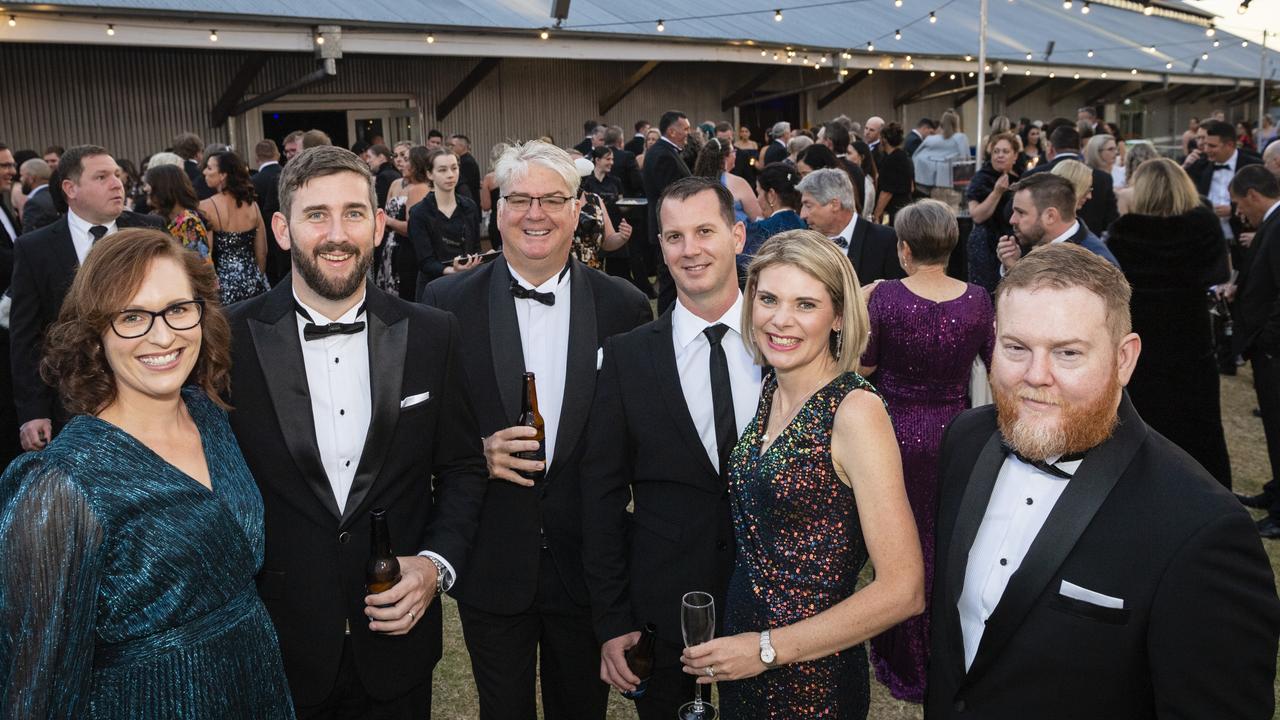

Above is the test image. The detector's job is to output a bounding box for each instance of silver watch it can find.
[759,629,779,668]
[426,556,449,595]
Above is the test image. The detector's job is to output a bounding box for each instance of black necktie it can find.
[89,225,108,243]
[829,235,849,250]
[1004,442,1085,480]
[1214,164,1232,171]
[510,280,556,306]
[704,324,737,473]
[295,302,366,341]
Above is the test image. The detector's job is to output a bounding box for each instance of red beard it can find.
[994,374,1121,461]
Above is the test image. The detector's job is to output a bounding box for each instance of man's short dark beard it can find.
[291,238,372,302]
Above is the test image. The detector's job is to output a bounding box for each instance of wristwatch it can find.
[759,629,779,669]
[426,556,450,596]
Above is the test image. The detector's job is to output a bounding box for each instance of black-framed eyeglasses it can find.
[501,194,574,212]
[110,299,205,339]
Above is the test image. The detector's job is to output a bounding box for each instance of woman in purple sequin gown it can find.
[861,201,993,703]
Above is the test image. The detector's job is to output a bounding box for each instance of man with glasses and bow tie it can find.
[9,144,164,453]
[226,145,488,719]
[421,140,651,720]
[796,168,904,284]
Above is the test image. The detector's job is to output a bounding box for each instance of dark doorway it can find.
[262,110,348,152]
[738,93,804,155]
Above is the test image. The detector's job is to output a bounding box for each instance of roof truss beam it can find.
[600,60,661,115]
[436,57,501,121]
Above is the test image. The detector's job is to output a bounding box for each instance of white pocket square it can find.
[597,347,604,371]
[400,391,431,409]
[1059,580,1124,609]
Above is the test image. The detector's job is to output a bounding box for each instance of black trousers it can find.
[295,636,432,720]
[1252,354,1280,519]
[457,551,609,720]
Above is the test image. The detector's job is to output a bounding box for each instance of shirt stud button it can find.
[999,558,1008,566]
[1026,497,1033,505]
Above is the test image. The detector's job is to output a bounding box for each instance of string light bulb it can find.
[540,28,549,39]
[1242,40,1249,48]
[774,8,783,21]
[761,49,768,56]
[209,29,218,42]
[929,11,937,22]
[1213,39,1220,47]
[1201,52,1209,60]
[1166,61,1173,68]
[1239,0,1251,13]
[894,28,902,39]
[1073,72,1080,78]
[7,15,14,27]
[1147,45,1156,53]
[1206,25,1215,37]
[1081,1,1090,13]
[106,24,115,36]
[656,19,664,31]
[1087,49,1094,58]
[895,0,903,6]
[426,32,435,43]
[930,70,936,76]
[868,68,875,75]
[1025,69,1031,75]
[949,73,956,79]
[1062,0,1072,9]
[905,55,912,61]
[1100,71,1107,78]
[867,41,875,51]
[1142,2,1154,15]
[315,33,324,44]
[1049,71,1056,78]
[964,55,972,61]
[1130,68,1137,74]
[1026,52,1033,60]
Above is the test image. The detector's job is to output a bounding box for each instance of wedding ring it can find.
[706,666,716,677]
[408,610,415,622]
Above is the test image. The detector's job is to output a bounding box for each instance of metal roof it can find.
[6,0,1275,80]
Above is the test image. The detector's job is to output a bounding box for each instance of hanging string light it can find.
[209,29,218,42]
[426,32,435,43]
[929,11,937,22]
[894,28,902,39]
[1087,49,1094,58]
[1081,1,1090,13]
[7,15,15,27]
[656,19,665,31]
[1062,0,1072,9]
[539,28,550,39]
[106,24,115,36]
[774,8,783,21]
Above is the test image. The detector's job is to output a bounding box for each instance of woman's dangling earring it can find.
[834,329,843,360]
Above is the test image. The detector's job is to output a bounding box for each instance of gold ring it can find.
[408,610,415,621]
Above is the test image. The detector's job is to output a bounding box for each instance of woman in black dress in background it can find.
[965,132,1021,294]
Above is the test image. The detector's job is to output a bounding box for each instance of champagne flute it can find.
[678,591,718,720]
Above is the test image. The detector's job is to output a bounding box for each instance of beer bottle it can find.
[514,372,546,482]
[622,623,658,699]
[366,508,401,594]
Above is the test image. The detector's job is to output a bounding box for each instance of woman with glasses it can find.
[0,228,294,718]
[407,147,482,300]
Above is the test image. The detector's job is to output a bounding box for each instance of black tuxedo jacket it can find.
[20,188,57,233]
[1188,150,1263,240]
[0,198,17,294]
[580,310,738,665]
[251,163,288,286]
[609,147,644,197]
[1027,154,1118,237]
[573,137,594,156]
[420,257,651,615]
[1235,206,1280,357]
[624,135,647,157]
[926,397,1280,719]
[227,279,487,706]
[9,211,164,424]
[904,129,926,156]
[763,139,789,166]
[458,152,482,204]
[643,140,691,244]
[847,216,906,283]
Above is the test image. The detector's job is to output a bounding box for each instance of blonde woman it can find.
[913,110,971,191]
[1051,159,1094,214]
[1116,141,1159,216]
[1083,134,1121,188]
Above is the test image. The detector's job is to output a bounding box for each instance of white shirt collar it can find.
[66,208,118,239]
[836,212,859,242]
[661,136,683,151]
[1048,220,1081,246]
[292,287,367,324]
[672,291,745,349]
[770,207,793,218]
[1265,200,1280,224]
[258,160,279,171]
[26,184,47,200]
[1216,149,1240,170]
[510,263,571,294]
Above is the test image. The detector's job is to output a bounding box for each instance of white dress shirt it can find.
[258,160,279,172]
[294,289,455,586]
[958,453,1082,670]
[672,292,763,472]
[66,209,118,264]
[510,265,572,470]
[1265,200,1280,225]
[832,213,859,250]
[1209,149,1239,239]
[1048,220,1080,246]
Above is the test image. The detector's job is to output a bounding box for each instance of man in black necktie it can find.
[226,145,487,718]
[926,243,1280,719]
[582,176,762,720]
[9,144,164,452]
[796,168,904,283]
[421,141,651,720]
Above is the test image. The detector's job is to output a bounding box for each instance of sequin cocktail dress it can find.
[862,279,994,702]
[0,389,294,718]
[213,227,269,305]
[721,371,876,720]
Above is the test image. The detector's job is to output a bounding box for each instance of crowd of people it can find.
[0,100,1279,720]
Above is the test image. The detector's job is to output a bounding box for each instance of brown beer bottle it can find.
[514,372,546,482]
[366,508,401,594]
[622,623,658,698]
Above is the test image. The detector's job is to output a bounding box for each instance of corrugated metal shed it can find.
[4,0,1274,79]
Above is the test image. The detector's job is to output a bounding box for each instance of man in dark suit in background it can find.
[1230,167,1280,537]
[1026,125,1118,235]
[421,141,651,720]
[228,146,487,718]
[905,118,937,156]
[605,125,654,297]
[605,125,643,197]
[583,177,759,720]
[173,131,204,187]
[450,133,482,203]
[251,138,287,286]
[762,121,791,166]
[1187,119,1262,245]
[625,120,650,157]
[575,121,602,156]
[926,243,1280,719]
[817,121,867,208]
[644,110,693,314]
[18,159,57,232]
[797,168,905,283]
[9,144,165,452]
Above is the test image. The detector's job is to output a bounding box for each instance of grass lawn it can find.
[429,367,1280,719]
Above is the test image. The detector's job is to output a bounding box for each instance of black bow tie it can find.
[510,281,556,306]
[1003,442,1085,479]
[296,302,366,341]
[1214,163,1232,171]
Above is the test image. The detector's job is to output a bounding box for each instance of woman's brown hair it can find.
[41,228,232,415]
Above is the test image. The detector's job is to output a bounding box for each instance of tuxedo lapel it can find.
[964,395,1147,684]
[48,219,78,288]
[340,287,407,527]
[547,260,597,479]
[247,281,340,520]
[487,258,526,424]
[650,312,719,480]
[847,217,869,278]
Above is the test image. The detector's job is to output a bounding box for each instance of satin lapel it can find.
[547,260,598,481]
[651,313,719,479]
[340,288,407,527]
[965,395,1147,684]
[488,258,526,424]
[847,217,868,279]
[247,287,340,520]
[50,220,78,284]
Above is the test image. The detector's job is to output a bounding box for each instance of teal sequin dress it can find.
[722,371,876,719]
[0,388,294,718]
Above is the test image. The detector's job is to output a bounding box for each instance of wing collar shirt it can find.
[66,209,118,264]
[672,291,762,472]
[1209,149,1239,239]
[510,264,572,471]
[957,453,1083,670]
